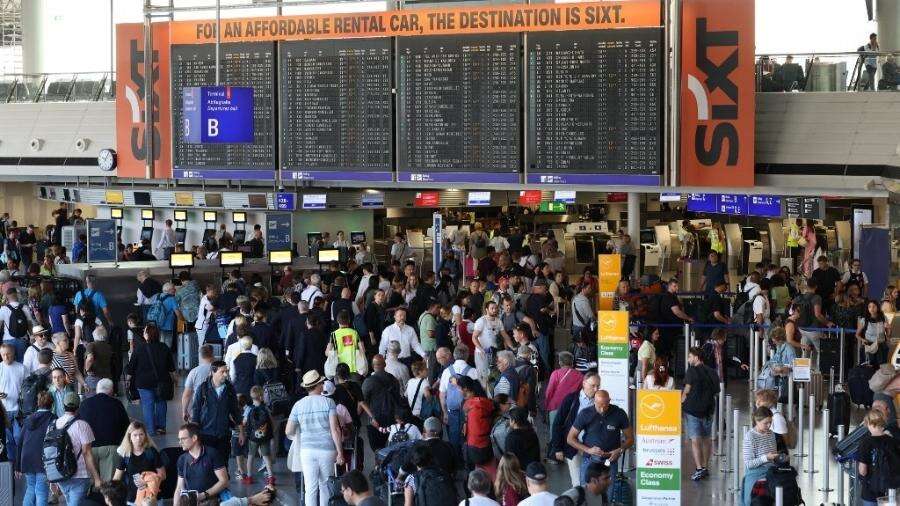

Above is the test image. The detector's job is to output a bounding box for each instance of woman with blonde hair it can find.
[494,453,528,506]
[113,421,166,505]
[254,347,280,386]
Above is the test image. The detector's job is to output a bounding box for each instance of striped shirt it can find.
[52,352,78,383]
[743,428,777,469]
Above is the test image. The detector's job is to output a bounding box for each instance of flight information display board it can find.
[171,42,277,179]
[526,28,662,185]
[280,39,393,182]
[397,34,521,184]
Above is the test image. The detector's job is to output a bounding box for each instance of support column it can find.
[877,0,900,52]
[21,0,45,74]
[627,192,641,238]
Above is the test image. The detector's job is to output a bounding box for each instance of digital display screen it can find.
[203,211,217,223]
[175,192,194,206]
[63,189,71,202]
[219,251,245,266]
[140,227,153,242]
[105,190,123,205]
[140,209,154,220]
[539,202,566,213]
[205,193,223,207]
[748,196,782,218]
[468,192,491,207]
[248,193,268,208]
[232,212,246,223]
[686,194,717,213]
[169,252,194,268]
[317,248,340,263]
[302,194,327,210]
[659,193,681,202]
[110,208,123,219]
[174,210,188,221]
[268,250,293,265]
[134,192,152,206]
[717,194,748,215]
[554,190,576,204]
[361,192,384,208]
[350,231,366,244]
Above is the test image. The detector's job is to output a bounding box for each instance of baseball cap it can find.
[63,392,80,410]
[525,462,547,481]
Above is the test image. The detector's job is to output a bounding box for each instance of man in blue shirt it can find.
[156,282,183,349]
[73,275,111,326]
[70,234,86,263]
[566,389,633,490]
[173,422,229,505]
[700,251,728,296]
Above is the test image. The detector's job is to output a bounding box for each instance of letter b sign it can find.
[207,118,219,138]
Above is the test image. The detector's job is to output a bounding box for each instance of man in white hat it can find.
[23,324,53,374]
[286,370,345,506]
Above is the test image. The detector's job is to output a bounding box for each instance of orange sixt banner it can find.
[680,0,755,187]
[169,1,662,44]
[116,22,172,178]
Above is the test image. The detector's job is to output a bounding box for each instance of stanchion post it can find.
[750,328,758,386]
[723,394,733,472]
[806,394,817,475]
[683,322,690,373]
[787,374,795,421]
[715,382,725,457]
[839,328,846,385]
[797,386,807,460]
[775,486,784,506]
[819,408,832,494]
[837,424,845,505]
[732,410,740,492]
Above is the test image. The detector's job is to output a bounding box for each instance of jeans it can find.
[299,448,337,506]
[23,472,49,506]
[581,454,618,500]
[3,338,25,363]
[137,388,167,433]
[533,334,550,375]
[447,409,463,452]
[5,412,19,464]
[58,477,91,506]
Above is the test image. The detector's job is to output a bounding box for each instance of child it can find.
[246,386,276,485]
[125,312,143,358]
[381,406,423,446]
[233,393,251,483]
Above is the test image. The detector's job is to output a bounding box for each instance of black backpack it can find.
[868,438,900,495]
[246,405,273,443]
[415,467,458,506]
[791,294,815,327]
[691,365,720,416]
[369,374,401,426]
[6,304,28,338]
[43,417,81,483]
[77,290,97,317]
[765,464,804,506]
[18,368,50,420]
[389,424,412,446]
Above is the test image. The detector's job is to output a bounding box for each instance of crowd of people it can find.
[0,209,896,506]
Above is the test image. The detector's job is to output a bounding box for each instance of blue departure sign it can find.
[87,219,117,264]
[267,213,292,252]
[686,193,717,213]
[717,194,748,215]
[275,192,296,211]
[748,196,782,218]
[183,86,255,144]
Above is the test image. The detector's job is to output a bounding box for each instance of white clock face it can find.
[98,149,115,172]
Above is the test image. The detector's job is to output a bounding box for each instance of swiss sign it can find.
[518,190,542,206]
[414,192,440,207]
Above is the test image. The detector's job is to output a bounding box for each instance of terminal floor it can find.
[11,375,863,506]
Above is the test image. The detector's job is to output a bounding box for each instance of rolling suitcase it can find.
[848,365,876,407]
[177,332,197,371]
[807,370,825,409]
[828,387,851,436]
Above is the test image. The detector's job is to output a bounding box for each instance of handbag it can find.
[324,332,339,378]
[145,344,174,401]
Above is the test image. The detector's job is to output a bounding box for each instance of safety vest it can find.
[709,229,725,255]
[333,327,359,373]
[786,223,800,248]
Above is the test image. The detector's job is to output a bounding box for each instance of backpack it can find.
[732,290,750,313]
[446,365,472,411]
[765,464,804,506]
[369,374,402,426]
[415,467,458,506]
[473,234,487,249]
[791,294,815,327]
[513,364,533,408]
[246,405,272,443]
[389,424,412,446]
[690,365,720,417]
[18,368,50,420]
[43,417,81,483]
[262,381,291,417]
[490,415,511,458]
[5,303,28,338]
[733,294,762,325]
[868,438,900,495]
[146,294,173,329]
[77,290,97,317]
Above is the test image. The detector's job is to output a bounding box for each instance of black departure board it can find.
[280,39,392,181]
[171,42,276,179]
[397,34,521,183]
[527,28,662,185]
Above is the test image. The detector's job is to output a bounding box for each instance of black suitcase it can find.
[818,335,841,378]
[828,389,851,435]
[847,365,876,407]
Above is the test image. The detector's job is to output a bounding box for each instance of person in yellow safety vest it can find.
[328,310,366,374]
[785,218,802,270]
[709,225,726,256]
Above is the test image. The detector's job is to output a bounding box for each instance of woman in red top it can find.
[543,351,583,430]
[494,453,528,506]
[459,376,494,470]
[457,308,477,364]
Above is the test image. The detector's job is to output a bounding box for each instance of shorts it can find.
[248,439,272,458]
[685,413,713,439]
[798,329,822,353]
[231,436,248,458]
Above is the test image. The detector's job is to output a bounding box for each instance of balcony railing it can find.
[756,51,900,92]
[0,72,115,103]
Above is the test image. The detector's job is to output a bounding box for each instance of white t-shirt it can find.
[439,360,479,394]
[406,377,429,417]
[460,496,500,506]
[643,374,674,390]
[518,492,558,506]
[23,343,52,375]
[753,295,770,324]
[771,408,788,435]
[489,236,509,253]
[55,414,95,479]
[473,316,502,350]
[387,423,422,443]
[0,301,33,341]
[0,361,25,412]
[301,285,324,306]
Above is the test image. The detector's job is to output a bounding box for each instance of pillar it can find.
[627,192,641,239]
[877,0,900,52]
[20,0,44,74]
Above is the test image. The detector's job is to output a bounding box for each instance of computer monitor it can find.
[205,193,223,207]
[203,211,217,223]
[175,228,187,244]
[219,251,244,267]
[232,212,246,224]
[141,209,154,220]
[317,249,340,263]
[233,229,246,244]
[248,193,267,208]
[133,191,151,206]
[268,250,293,265]
[110,208,123,219]
[202,228,217,244]
[174,210,187,222]
[350,231,366,244]
[169,252,194,269]
[63,189,71,202]
[140,227,153,242]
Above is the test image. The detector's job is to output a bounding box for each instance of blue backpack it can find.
[146,294,173,330]
[445,365,472,411]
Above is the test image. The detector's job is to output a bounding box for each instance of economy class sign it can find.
[169,1,662,43]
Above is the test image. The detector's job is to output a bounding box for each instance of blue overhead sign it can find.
[748,196,782,218]
[266,213,292,252]
[688,193,784,218]
[87,219,117,264]
[183,86,254,144]
[275,192,296,211]
[717,194,748,215]
[686,193,717,213]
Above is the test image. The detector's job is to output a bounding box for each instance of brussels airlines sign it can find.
[183,86,255,143]
[680,0,754,187]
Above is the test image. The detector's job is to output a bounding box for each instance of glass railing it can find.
[756,51,900,92]
[0,72,115,103]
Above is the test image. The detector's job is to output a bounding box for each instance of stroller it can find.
[371,441,417,506]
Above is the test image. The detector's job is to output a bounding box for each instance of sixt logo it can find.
[687,18,739,167]
[124,39,161,164]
